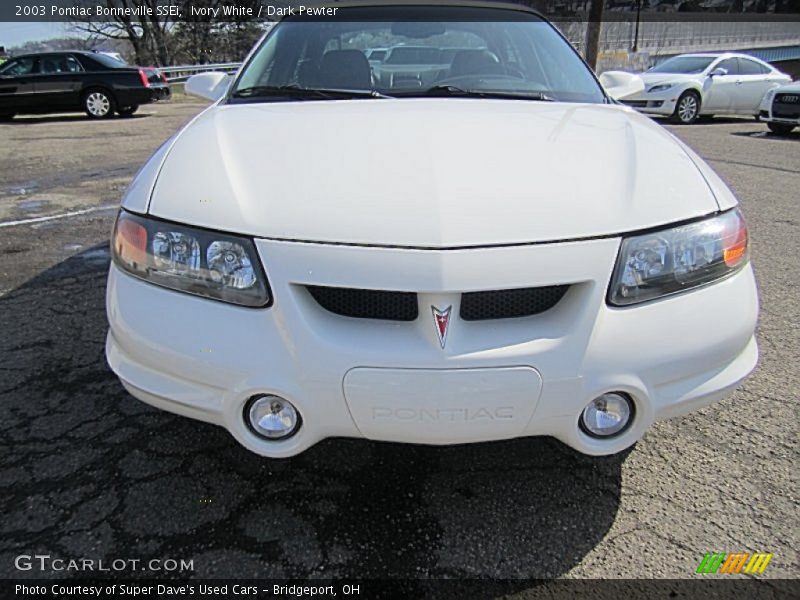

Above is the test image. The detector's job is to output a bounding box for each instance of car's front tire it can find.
[117,105,139,117]
[672,90,701,124]
[83,89,116,119]
[767,122,796,135]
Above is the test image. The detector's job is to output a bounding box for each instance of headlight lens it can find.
[647,83,673,93]
[111,210,270,307]
[608,208,749,306]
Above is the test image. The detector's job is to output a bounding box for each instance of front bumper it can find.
[106,236,758,458]
[619,93,676,116]
[758,102,800,125]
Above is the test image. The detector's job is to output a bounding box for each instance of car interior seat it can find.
[319,50,371,90]
[449,49,504,78]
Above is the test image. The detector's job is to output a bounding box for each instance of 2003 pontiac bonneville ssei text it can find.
[106,2,759,459]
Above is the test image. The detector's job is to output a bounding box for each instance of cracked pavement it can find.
[0,102,797,586]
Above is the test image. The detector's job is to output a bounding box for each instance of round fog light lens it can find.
[580,393,634,438]
[246,395,300,440]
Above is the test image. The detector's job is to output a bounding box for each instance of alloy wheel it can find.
[86,92,111,117]
[678,95,698,123]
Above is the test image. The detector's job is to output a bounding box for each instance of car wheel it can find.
[83,89,116,119]
[767,122,795,135]
[672,91,701,124]
[117,105,139,117]
[0,113,15,121]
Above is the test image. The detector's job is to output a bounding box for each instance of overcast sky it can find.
[0,22,70,48]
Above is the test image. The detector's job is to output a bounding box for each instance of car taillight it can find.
[138,69,150,88]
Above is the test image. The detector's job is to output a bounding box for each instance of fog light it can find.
[245,395,300,440]
[580,393,634,438]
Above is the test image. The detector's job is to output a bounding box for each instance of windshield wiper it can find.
[231,85,392,100]
[400,85,554,101]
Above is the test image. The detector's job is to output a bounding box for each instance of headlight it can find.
[111,210,271,307]
[608,208,749,306]
[647,83,673,93]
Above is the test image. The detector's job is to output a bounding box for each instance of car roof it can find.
[9,50,100,60]
[676,52,763,61]
[284,0,544,17]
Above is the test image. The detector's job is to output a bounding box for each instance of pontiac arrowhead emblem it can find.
[432,305,452,349]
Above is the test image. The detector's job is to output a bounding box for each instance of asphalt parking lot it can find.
[0,101,797,586]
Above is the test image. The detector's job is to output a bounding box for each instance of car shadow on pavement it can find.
[0,244,627,589]
[7,114,151,125]
[730,130,800,141]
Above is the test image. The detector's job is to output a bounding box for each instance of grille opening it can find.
[460,285,569,321]
[306,286,418,321]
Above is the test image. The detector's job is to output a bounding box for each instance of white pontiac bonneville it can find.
[106,2,759,458]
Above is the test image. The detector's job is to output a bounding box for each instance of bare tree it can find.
[584,0,605,69]
[71,0,172,65]
[171,0,263,64]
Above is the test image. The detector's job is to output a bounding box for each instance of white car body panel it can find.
[606,53,791,119]
[148,100,719,247]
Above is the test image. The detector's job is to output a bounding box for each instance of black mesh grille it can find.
[773,95,800,119]
[306,286,418,321]
[460,286,569,321]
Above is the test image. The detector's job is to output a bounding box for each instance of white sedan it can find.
[106,3,758,459]
[602,52,790,124]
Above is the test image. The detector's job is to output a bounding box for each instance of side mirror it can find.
[185,71,230,101]
[709,67,728,78]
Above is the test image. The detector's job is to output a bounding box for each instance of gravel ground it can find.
[0,101,797,587]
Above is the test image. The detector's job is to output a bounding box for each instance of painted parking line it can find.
[0,205,118,228]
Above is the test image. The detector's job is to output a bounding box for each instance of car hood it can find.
[148,99,720,247]
[774,81,800,93]
[639,72,703,87]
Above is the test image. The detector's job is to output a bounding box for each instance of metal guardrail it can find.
[160,63,241,83]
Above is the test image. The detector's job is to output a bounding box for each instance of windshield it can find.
[230,6,605,103]
[649,56,716,75]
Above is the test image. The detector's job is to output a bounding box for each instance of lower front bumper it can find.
[106,238,759,458]
[620,97,676,116]
[759,109,799,125]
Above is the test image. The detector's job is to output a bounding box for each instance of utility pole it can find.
[632,0,642,52]
[584,0,605,70]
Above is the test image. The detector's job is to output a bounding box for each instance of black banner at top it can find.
[1,0,800,23]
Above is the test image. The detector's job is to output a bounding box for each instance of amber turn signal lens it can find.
[723,219,748,268]
[114,217,148,269]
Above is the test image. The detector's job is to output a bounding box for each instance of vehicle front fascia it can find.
[107,3,758,459]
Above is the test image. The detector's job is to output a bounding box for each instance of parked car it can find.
[107,2,758,459]
[601,52,791,124]
[0,50,170,120]
[758,81,800,135]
